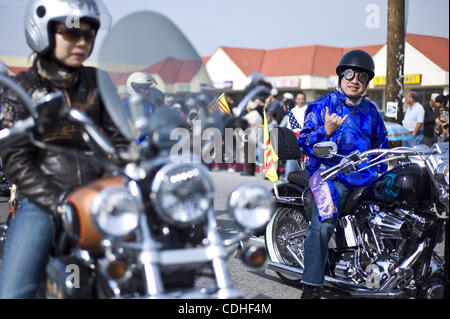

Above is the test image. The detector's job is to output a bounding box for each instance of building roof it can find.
[7,66,29,75]
[211,34,447,77]
[406,34,449,70]
[108,57,203,86]
[220,47,266,76]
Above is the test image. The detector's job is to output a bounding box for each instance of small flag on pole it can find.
[208,93,232,116]
[263,109,279,183]
[288,108,302,139]
[288,108,308,164]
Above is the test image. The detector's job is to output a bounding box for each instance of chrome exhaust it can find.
[267,261,405,298]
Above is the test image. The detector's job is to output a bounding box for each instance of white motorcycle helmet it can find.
[24,0,111,54]
[126,72,157,95]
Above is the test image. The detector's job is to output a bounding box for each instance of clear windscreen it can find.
[96,11,227,145]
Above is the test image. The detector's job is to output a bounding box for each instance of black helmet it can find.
[336,49,375,81]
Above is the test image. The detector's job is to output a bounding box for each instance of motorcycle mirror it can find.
[313,141,338,158]
[244,72,272,92]
[233,73,272,118]
[228,183,274,232]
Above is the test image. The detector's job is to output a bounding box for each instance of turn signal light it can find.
[106,259,127,279]
[241,245,267,268]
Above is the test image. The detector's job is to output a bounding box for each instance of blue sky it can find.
[0,0,448,60]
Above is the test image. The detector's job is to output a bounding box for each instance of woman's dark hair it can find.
[436,94,446,105]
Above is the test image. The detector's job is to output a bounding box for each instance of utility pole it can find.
[385,0,406,125]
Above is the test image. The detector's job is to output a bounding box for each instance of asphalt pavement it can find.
[206,169,303,299]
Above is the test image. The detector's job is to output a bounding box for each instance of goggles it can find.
[342,69,369,84]
[55,26,96,43]
[131,83,152,91]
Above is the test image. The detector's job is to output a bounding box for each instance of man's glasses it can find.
[55,26,96,43]
[342,69,369,84]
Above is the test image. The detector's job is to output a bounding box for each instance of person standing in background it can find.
[402,91,425,147]
[422,93,440,146]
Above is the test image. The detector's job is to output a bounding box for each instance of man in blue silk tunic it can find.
[297,50,388,298]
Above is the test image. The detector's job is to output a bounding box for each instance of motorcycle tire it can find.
[265,205,309,287]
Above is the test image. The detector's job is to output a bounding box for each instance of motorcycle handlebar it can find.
[320,146,438,182]
[67,109,121,164]
[361,147,436,159]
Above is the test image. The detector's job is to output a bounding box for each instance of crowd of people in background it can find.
[402,91,449,147]
[113,72,450,179]
[1,65,449,181]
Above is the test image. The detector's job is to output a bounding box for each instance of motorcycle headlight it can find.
[91,186,140,237]
[151,163,213,226]
[228,184,274,231]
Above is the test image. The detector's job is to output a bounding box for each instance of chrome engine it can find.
[333,206,431,289]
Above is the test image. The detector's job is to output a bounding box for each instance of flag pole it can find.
[272,181,279,198]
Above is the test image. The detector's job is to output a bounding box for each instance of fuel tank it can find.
[361,162,437,210]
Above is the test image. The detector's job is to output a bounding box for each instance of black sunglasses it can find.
[55,26,96,43]
[342,69,369,84]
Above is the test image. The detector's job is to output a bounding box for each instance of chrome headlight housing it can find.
[91,186,140,237]
[151,163,213,226]
[228,183,274,231]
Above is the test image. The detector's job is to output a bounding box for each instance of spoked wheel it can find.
[265,206,309,286]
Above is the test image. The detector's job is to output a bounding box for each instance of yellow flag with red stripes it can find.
[208,93,232,116]
[263,109,279,182]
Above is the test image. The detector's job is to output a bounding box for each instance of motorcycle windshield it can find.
[96,11,224,145]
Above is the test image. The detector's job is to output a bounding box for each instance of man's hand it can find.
[325,106,348,138]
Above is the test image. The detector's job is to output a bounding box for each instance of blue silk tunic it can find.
[298,89,388,216]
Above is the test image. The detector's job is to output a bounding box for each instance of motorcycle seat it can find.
[287,170,310,189]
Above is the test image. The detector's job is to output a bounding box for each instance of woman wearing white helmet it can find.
[0,0,126,298]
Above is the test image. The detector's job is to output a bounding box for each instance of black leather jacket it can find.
[0,60,128,215]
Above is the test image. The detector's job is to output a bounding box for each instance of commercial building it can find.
[2,33,448,110]
[205,33,449,109]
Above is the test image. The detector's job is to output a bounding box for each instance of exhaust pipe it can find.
[267,261,404,298]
